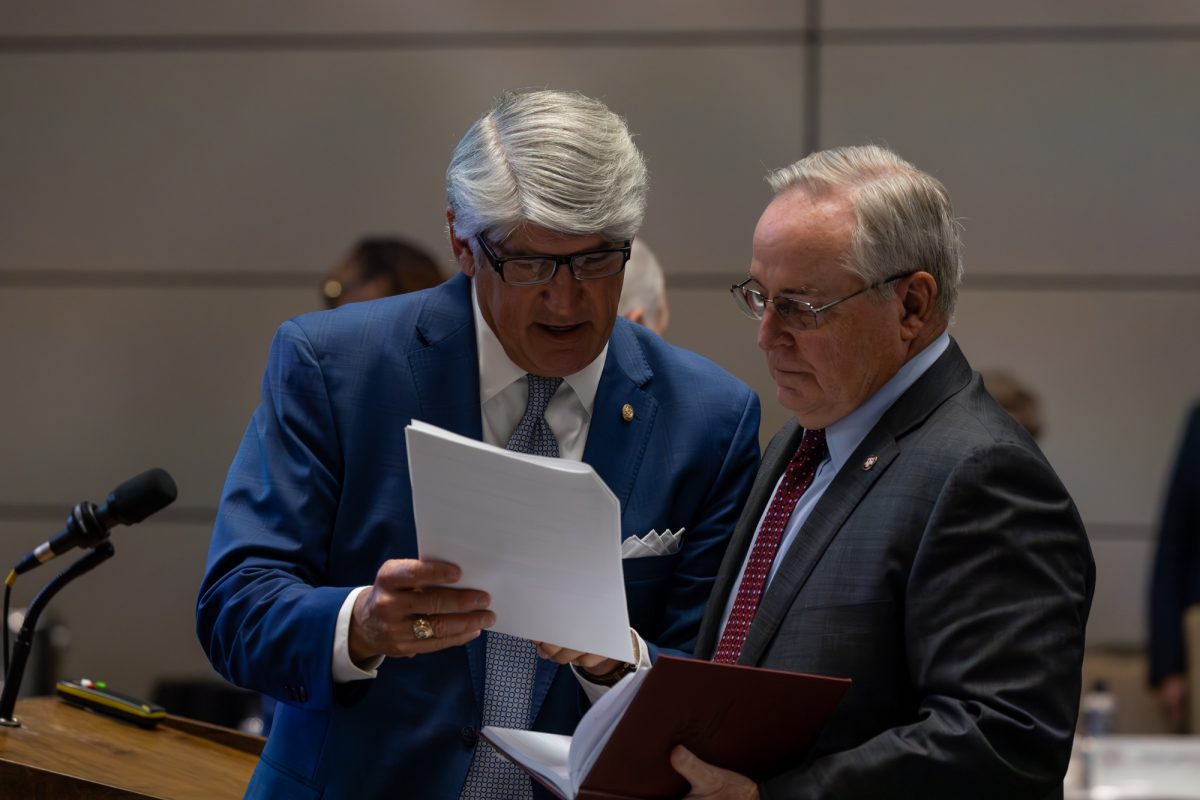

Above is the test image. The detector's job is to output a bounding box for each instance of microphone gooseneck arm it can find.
[0,541,116,727]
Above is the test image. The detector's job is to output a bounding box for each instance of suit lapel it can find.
[694,420,802,659]
[737,339,974,665]
[407,274,483,442]
[581,321,657,512]
[738,432,899,664]
[405,274,488,703]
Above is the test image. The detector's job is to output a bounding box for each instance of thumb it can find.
[671,745,716,790]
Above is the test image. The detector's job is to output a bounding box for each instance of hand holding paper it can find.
[348,558,495,665]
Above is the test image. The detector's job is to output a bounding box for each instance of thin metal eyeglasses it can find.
[475,235,632,286]
[730,271,916,331]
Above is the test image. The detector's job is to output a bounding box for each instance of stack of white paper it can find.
[405,420,635,663]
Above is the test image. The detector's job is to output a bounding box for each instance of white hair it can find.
[767,145,963,317]
[446,89,648,243]
[618,239,666,326]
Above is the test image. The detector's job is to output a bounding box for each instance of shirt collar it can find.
[824,331,951,470]
[471,277,608,415]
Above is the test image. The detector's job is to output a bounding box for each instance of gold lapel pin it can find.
[862,455,879,471]
[621,403,635,422]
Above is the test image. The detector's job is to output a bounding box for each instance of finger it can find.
[375,558,462,590]
[394,628,484,657]
[573,653,611,670]
[534,642,563,660]
[404,586,491,616]
[537,644,583,664]
[419,610,496,641]
[671,746,717,792]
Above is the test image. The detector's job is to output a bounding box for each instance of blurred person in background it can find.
[1149,402,1200,732]
[981,369,1044,440]
[321,236,444,309]
[617,238,669,336]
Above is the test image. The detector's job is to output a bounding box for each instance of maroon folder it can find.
[484,654,850,800]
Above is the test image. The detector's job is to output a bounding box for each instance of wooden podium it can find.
[0,696,262,798]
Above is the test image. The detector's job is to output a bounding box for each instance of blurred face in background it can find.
[322,257,392,308]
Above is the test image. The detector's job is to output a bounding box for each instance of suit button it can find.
[297,686,308,702]
[460,726,478,745]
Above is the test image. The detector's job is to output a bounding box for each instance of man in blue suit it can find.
[197,89,760,799]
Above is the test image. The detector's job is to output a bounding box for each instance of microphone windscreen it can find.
[103,468,178,525]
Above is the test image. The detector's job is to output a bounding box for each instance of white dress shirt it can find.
[715,332,951,642]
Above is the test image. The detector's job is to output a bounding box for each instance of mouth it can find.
[768,359,806,375]
[538,322,587,338]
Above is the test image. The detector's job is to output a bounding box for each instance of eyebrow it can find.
[748,274,820,297]
[493,241,614,258]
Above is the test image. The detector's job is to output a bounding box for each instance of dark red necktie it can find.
[713,428,827,664]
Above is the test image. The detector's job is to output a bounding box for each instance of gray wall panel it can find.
[0,46,803,276]
[821,42,1200,279]
[826,0,1200,29]
[0,1,808,37]
[0,287,314,507]
[952,289,1200,527]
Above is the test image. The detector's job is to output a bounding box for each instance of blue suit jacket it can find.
[197,273,760,799]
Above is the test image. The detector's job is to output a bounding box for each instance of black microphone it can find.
[13,468,177,576]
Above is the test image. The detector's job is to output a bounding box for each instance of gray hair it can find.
[766,145,963,317]
[618,239,666,326]
[447,89,648,244]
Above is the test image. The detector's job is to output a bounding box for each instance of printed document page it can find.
[406,420,634,663]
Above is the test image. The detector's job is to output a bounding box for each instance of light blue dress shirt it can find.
[717,332,951,638]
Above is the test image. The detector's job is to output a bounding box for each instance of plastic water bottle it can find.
[1081,679,1116,737]
[1079,680,1116,790]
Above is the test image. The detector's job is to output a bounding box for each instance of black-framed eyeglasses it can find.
[730,271,916,331]
[475,235,632,286]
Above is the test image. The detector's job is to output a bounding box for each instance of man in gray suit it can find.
[670,145,1095,799]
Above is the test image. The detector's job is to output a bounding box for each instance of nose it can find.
[756,302,787,352]
[542,262,583,312]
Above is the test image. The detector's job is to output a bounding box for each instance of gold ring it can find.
[412,616,435,640]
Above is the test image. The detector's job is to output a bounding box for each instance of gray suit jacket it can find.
[695,340,1095,800]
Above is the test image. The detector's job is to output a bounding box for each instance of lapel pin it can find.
[862,455,879,471]
[621,403,635,423]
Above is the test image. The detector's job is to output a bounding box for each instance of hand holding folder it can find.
[480,655,850,800]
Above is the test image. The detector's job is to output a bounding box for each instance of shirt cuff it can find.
[573,629,650,704]
[331,586,384,682]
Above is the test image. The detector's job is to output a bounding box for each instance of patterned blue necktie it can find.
[460,374,563,800]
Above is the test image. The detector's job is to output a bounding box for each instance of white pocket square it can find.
[621,528,685,558]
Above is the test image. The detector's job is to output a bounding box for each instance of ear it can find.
[897,271,939,341]
[446,207,477,277]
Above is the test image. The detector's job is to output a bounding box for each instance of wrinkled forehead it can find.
[750,190,856,289]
